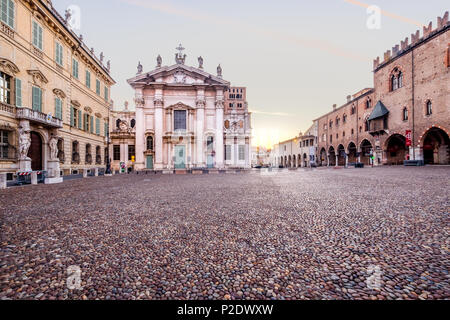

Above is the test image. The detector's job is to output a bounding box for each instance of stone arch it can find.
[421,127,450,164]
[385,134,407,165]
[328,146,336,166]
[360,139,373,165]
[347,141,357,164]
[337,144,346,166]
[319,148,327,166]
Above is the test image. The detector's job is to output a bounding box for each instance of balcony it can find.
[0,102,15,115]
[1,21,14,39]
[16,107,63,128]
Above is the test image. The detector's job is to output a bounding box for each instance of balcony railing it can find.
[16,107,63,128]
[1,21,14,39]
[0,102,16,114]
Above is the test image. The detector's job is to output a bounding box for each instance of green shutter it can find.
[1,0,7,26]
[90,115,94,133]
[32,87,38,111]
[15,78,21,106]
[38,25,42,50]
[104,87,108,101]
[32,21,38,47]
[96,118,100,135]
[86,70,90,88]
[78,110,82,129]
[55,98,62,119]
[96,79,100,95]
[70,106,74,126]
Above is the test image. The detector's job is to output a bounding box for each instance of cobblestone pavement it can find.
[1,167,449,300]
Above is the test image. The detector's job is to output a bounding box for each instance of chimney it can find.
[333,104,337,111]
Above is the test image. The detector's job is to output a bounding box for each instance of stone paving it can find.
[0,167,449,300]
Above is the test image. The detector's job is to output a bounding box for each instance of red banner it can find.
[405,130,412,147]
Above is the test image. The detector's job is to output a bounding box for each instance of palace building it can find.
[0,0,115,182]
[315,11,449,166]
[120,46,252,172]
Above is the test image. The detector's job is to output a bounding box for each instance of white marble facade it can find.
[127,49,251,170]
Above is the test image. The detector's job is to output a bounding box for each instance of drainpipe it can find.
[411,49,416,160]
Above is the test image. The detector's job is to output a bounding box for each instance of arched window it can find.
[131,119,136,128]
[146,136,154,151]
[398,72,403,88]
[391,75,398,91]
[366,98,372,109]
[343,114,347,123]
[116,118,121,129]
[72,141,80,163]
[403,107,408,121]
[329,121,333,129]
[364,118,370,132]
[426,100,432,115]
[351,105,356,115]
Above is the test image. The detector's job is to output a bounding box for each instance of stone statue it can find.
[64,9,72,23]
[217,64,222,77]
[90,47,94,54]
[107,60,111,72]
[18,128,31,160]
[49,136,59,160]
[157,55,162,68]
[79,34,83,42]
[175,44,186,64]
[137,61,143,74]
[100,52,104,63]
[198,56,204,69]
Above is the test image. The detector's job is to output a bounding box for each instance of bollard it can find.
[31,172,38,185]
[0,173,6,189]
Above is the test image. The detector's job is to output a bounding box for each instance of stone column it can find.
[94,168,99,176]
[154,98,164,170]
[335,155,338,167]
[0,173,6,189]
[83,169,88,178]
[196,99,205,167]
[327,155,330,167]
[135,94,146,170]
[215,100,224,169]
[345,154,349,167]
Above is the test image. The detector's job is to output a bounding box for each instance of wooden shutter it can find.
[96,118,100,135]
[70,106,74,126]
[78,110,82,129]
[38,24,43,50]
[15,78,21,106]
[32,87,39,111]
[90,116,94,133]
[55,98,62,119]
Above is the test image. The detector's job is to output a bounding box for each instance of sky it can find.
[53,0,449,148]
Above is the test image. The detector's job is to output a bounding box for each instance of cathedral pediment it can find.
[127,63,229,88]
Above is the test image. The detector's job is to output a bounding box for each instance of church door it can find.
[146,155,153,169]
[174,145,186,169]
[27,132,42,171]
[207,155,214,168]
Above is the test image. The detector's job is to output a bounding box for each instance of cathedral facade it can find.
[122,47,252,171]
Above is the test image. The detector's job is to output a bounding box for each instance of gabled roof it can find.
[368,101,390,121]
[127,64,230,87]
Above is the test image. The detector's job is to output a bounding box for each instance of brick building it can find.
[316,11,449,166]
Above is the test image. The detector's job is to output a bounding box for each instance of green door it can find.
[174,145,186,169]
[146,155,153,169]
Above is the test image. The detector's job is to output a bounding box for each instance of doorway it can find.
[27,131,42,171]
[174,145,186,169]
[146,155,153,169]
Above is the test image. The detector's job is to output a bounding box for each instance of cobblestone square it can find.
[1,167,449,300]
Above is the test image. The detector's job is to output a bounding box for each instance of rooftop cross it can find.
[176,43,185,56]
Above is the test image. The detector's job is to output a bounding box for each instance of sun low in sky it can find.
[54,0,449,148]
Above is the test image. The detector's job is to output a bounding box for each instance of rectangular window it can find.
[174,110,187,131]
[95,118,100,135]
[0,130,9,159]
[0,0,15,28]
[225,145,231,161]
[55,42,63,66]
[0,71,11,104]
[72,59,79,79]
[239,145,245,161]
[85,70,91,88]
[113,145,120,161]
[55,97,62,119]
[96,79,100,95]
[128,145,135,161]
[32,20,43,50]
[32,86,42,112]
[104,87,108,101]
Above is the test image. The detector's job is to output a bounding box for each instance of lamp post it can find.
[105,101,112,174]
